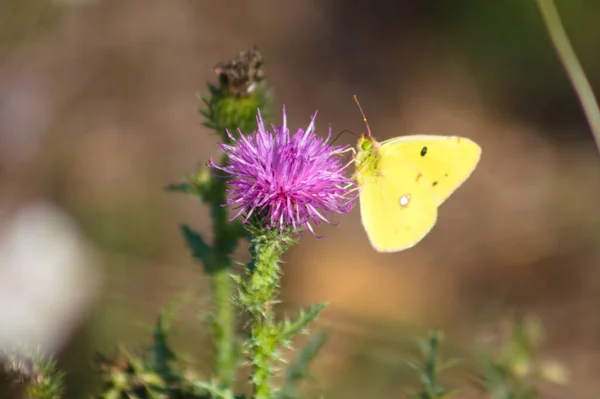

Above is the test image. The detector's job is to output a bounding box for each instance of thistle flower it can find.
[209,107,355,237]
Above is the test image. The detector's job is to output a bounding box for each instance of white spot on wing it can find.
[399,194,411,208]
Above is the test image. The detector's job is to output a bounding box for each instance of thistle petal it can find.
[208,107,356,237]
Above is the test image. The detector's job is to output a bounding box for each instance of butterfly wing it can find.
[380,136,481,206]
[359,155,438,252]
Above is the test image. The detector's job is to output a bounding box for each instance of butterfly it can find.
[352,96,482,252]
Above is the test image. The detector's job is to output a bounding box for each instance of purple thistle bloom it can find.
[209,107,356,237]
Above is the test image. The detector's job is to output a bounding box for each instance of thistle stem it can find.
[211,172,237,389]
[211,266,235,387]
[535,0,600,152]
[244,236,290,399]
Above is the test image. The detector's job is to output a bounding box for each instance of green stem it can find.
[211,266,235,388]
[535,0,600,152]
[244,236,290,399]
[210,167,237,389]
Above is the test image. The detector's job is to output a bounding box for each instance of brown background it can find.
[1,1,599,397]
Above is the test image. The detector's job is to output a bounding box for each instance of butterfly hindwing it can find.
[359,154,438,252]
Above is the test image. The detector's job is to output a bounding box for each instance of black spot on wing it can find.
[432,181,438,187]
[420,146,428,156]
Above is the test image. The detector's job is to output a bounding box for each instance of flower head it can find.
[209,107,356,237]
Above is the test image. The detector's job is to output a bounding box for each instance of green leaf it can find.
[278,330,329,399]
[181,224,216,273]
[165,182,196,194]
[408,330,457,399]
[152,296,190,383]
[279,303,327,342]
[193,379,235,399]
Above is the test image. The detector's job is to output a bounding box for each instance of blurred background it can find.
[0,0,599,397]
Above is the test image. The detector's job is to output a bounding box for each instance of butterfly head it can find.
[357,133,378,153]
[354,133,381,184]
[353,95,381,183]
[359,134,372,150]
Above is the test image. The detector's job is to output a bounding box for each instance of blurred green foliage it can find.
[1,348,65,399]
[477,315,569,399]
[0,0,62,54]
[433,0,600,130]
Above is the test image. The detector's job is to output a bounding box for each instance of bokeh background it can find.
[1,0,600,397]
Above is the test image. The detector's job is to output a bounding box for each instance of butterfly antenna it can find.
[330,129,357,145]
[353,95,373,139]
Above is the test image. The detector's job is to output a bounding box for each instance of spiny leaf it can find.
[193,379,235,399]
[279,303,327,342]
[278,330,329,399]
[409,330,457,399]
[152,294,192,383]
[181,224,216,273]
[1,348,65,399]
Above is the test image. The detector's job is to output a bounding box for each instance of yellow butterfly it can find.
[352,96,482,252]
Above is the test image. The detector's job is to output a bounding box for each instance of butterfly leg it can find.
[337,146,357,156]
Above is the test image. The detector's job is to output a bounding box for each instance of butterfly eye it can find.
[399,194,411,208]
